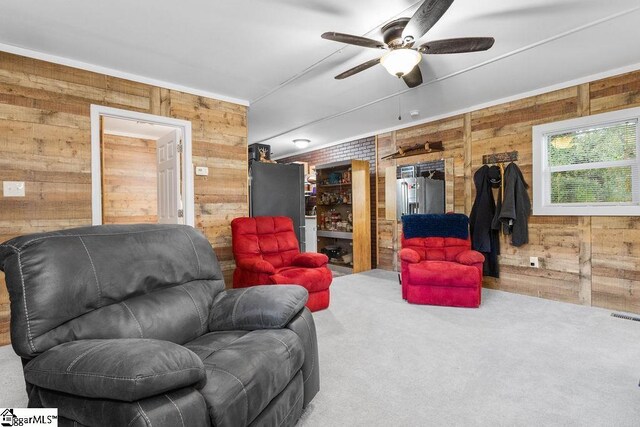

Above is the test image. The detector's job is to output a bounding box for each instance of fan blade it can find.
[322,32,385,49]
[402,0,454,40]
[335,58,381,79]
[419,37,495,54]
[402,66,423,88]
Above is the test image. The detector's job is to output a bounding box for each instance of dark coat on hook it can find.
[498,163,531,247]
[469,165,500,278]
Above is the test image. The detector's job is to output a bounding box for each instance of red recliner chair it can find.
[400,214,484,308]
[231,216,332,311]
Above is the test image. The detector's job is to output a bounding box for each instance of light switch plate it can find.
[3,181,25,197]
[195,166,209,176]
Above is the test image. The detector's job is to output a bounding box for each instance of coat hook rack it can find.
[482,150,518,165]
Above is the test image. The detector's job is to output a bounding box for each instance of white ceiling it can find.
[1,0,639,158]
[103,116,176,140]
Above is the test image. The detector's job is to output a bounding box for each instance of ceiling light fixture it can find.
[380,49,422,77]
[550,135,574,149]
[293,138,310,149]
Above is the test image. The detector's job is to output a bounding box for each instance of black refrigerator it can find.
[249,162,305,251]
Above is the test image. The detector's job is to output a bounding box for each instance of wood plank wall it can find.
[0,52,248,345]
[377,69,640,314]
[102,134,158,224]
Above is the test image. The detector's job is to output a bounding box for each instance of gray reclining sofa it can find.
[0,224,319,426]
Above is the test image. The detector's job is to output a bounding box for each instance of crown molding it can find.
[273,60,640,159]
[0,42,250,107]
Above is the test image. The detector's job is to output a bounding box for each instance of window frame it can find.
[532,106,640,216]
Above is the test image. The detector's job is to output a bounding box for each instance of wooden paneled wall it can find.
[377,69,640,314]
[0,52,248,345]
[376,116,466,270]
[102,134,158,224]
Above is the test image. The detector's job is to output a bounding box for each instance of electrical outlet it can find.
[195,166,209,176]
[529,256,540,268]
[3,181,25,197]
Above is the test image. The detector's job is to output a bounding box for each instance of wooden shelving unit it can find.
[315,160,371,273]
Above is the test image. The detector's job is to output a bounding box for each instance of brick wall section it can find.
[279,137,377,267]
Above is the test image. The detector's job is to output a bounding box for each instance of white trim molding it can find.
[0,42,249,107]
[90,105,195,226]
[532,106,640,216]
[273,61,640,159]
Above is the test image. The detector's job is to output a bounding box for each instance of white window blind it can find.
[532,107,640,216]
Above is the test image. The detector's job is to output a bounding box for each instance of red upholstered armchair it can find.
[400,214,484,308]
[231,216,332,312]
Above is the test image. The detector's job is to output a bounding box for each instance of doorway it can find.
[90,105,194,226]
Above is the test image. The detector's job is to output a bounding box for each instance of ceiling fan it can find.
[321,0,495,88]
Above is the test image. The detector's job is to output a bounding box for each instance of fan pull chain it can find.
[397,77,403,121]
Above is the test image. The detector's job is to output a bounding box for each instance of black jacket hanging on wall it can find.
[469,165,500,278]
[498,162,531,247]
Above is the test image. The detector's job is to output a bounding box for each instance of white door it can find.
[156,129,182,224]
[305,216,317,252]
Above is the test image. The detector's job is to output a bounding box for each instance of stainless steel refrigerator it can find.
[249,162,305,250]
[396,176,445,216]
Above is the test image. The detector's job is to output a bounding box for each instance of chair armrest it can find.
[456,250,485,265]
[236,258,276,274]
[209,285,308,331]
[400,248,421,264]
[24,339,205,402]
[291,252,329,268]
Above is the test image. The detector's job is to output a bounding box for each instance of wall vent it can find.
[611,313,640,322]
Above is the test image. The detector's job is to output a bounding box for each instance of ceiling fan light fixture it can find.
[380,49,422,77]
[293,138,310,149]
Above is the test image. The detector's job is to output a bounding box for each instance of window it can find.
[532,107,640,216]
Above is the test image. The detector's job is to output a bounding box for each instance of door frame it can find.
[90,105,195,226]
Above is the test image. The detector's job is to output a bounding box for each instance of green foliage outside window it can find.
[550,167,632,203]
[547,121,637,204]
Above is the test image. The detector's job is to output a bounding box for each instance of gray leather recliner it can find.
[0,224,320,426]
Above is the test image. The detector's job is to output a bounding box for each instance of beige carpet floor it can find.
[2,269,640,426]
